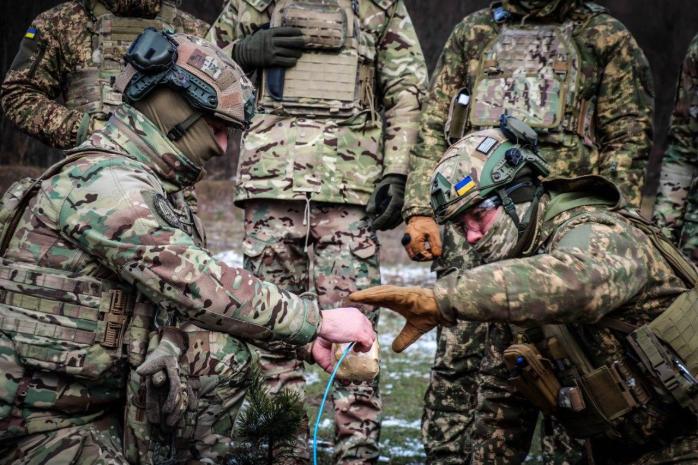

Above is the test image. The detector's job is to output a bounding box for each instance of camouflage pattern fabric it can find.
[243,199,382,464]
[405,2,654,462]
[431,180,695,464]
[403,1,654,218]
[125,323,252,464]
[0,0,208,150]
[208,0,428,206]
[0,104,322,464]
[653,33,698,265]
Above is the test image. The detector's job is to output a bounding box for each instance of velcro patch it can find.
[187,50,222,80]
[25,27,38,39]
[477,137,497,155]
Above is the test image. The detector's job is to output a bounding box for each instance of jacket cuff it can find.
[433,275,459,326]
[286,295,321,345]
[402,205,435,221]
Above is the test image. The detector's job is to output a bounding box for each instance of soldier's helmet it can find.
[430,116,550,225]
[115,28,256,132]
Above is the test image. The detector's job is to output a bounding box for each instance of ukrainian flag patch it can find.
[455,176,476,197]
[25,27,38,39]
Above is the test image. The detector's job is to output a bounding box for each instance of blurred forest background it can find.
[1,0,698,207]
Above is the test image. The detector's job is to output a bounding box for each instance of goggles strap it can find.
[167,112,203,141]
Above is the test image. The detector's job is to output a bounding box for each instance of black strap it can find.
[167,112,202,141]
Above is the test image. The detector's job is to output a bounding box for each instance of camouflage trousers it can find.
[0,330,128,465]
[125,323,252,464]
[243,200,382,465]
[424,226,582,465]
[0,417,128,465]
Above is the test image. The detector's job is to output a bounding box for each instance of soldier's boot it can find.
[125,325,252,464]
[313,204,382,465]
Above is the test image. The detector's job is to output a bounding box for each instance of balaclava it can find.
[502,0,577,19]
[472,201,532,263]
[101,0,162,17]
[133,87,223,169]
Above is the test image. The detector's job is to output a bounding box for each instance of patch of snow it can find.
[381,417,421,430]
[215,250,243,268]
[381,264,436,286]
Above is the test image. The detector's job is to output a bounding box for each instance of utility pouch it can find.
[504,343,561,414]
[627,288,698,415]
[444,88,470,145]
[280,2,347,50]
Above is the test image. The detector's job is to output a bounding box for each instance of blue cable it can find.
[312,342,355,465]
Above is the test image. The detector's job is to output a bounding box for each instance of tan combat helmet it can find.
[115,28,256,137]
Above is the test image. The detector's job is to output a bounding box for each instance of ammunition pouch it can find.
[0,259,154,379]
[627,288,698,415]
[260,0,374,117]
[504,343,561,414]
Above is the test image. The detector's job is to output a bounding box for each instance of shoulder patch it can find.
[371,0,397,11]
[243,0,273,13]
[151,193,192,233]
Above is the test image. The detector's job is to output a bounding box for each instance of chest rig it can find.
[0,154,154,386]
[259,0,375,117]
[447,6,600,146]
[64,1,178,118]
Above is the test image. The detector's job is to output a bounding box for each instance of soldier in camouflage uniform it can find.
[399,1,655,463]
[0,31,376,465]
[1,0,209,151]
[208,1,428,463]
[353,124,698,464]
[654,32,698,265]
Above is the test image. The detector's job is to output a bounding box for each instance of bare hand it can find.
[318,307,375,353]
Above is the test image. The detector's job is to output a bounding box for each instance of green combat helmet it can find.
[115,28,257,137]
[430,115,550,240]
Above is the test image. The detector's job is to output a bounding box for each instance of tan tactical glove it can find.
[402,216,443,261]
[136,327,190,428]
[350,286,451,352]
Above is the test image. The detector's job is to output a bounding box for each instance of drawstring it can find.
[303,193,311,253]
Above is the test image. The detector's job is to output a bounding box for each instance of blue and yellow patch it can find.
[454,176,476,197]
[25,27,38,39]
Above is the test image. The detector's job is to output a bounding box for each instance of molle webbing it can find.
[65,3,179,115]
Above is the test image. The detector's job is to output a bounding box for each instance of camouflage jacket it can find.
[653,33,698,264]
[433,176,695,452]
[5,104,321,346]
[434,177,688,328]
[403,0,654,219]
[208,0,428,206]
[0,1,208,150]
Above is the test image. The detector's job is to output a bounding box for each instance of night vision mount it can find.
[499,114,539,152]
[122,28,219,114]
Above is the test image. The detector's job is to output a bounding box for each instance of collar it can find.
[75,105,204,192]
[498,0,578,21]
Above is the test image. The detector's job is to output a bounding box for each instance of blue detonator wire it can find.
[312,342,355,465]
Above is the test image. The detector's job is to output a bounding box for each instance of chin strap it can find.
[167,112,203,141]
[496,181,545,258]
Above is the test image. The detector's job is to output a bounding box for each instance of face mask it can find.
[103,0,161,17]
[472,201,532,263]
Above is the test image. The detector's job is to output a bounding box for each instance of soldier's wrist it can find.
[433,278,457,326]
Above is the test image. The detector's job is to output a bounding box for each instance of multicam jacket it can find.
[208,0,428,206]
[0,0,208,150]
[0,104,320,436]
[654,33,698,264]
[403,0,654,219]
[433,176,692,456]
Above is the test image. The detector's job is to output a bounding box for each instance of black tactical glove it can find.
[232,26,305,71]
[367,174,407,231]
